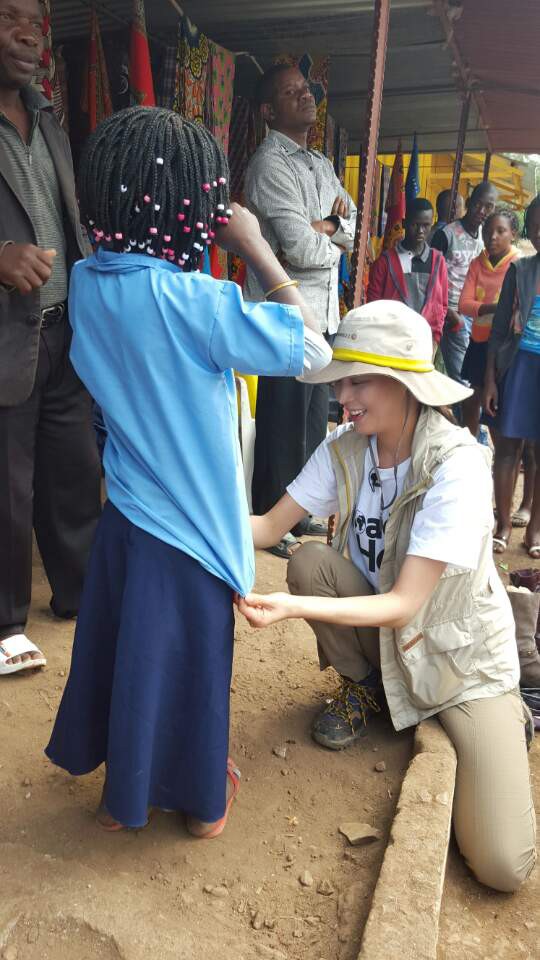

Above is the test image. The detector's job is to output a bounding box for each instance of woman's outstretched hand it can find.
[237,592,298,628]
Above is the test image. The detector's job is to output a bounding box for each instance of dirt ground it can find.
[0,545,412,960]
[0,515,538,960]
[438,522,540,960]
[438,516,540,960]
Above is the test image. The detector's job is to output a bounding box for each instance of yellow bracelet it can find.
[264,279,299,299]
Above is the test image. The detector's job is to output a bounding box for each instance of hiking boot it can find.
[507,586,540,687]
[311,675,382,750]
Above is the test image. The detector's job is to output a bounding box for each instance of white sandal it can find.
[0,634,47,675]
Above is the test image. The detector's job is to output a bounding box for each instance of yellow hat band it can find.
[332,347,434,374]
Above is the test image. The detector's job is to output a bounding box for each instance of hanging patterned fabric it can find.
[157,45,178,109]
[32,0,53,101]
[174,17,210,123]
[129,0,156,106]
[208,42,235,153]
[52,45,69,132]
[324,112,336,163]
[81,9,113,132]
[300,55,328,152]
[30,0,69,131]
[335,125,349,183]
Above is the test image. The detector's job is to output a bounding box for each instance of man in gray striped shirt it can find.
[0,0,101,677]
[245,65,356,550]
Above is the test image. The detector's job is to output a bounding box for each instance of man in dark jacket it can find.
[0,0,101,676]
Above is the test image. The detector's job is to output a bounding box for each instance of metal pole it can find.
[482,150,492,181]
[448,91,471,222]
[349,0,390,308]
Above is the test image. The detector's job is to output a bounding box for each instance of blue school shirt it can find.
[68,249,304,595]
[520,294,540,355]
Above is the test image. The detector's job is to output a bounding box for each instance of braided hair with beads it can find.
[78,106,232,271]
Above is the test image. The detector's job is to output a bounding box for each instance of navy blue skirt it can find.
[496,349,540,442]
[462,339,488,389]
[46,501,234,828]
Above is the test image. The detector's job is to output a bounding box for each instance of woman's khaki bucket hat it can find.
[305,300,472,406]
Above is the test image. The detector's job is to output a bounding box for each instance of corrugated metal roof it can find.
[49,0,491,153]
[452,0,540,153]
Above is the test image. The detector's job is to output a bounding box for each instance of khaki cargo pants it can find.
[287,541,537,893]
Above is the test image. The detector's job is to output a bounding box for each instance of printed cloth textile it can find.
[208,42,235,153]
[174,17,210,123]
[129,0,156,107]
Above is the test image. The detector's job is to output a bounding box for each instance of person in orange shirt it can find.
[460,209,520,438]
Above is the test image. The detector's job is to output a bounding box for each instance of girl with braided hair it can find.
[46,106,331,836]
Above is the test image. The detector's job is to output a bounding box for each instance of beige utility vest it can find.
[329,407,519,731]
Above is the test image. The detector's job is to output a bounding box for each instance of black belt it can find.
[41,301,66,328]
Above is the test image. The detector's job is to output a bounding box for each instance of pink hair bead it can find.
[205,239,211,246]
[149,227,158,235]
[184,198,191,206]
[196,221,204,230]
[208,230,215,239]
[115,232,123,240]
[183,226,191,233]
[202,183,211,192]
[218,177,226,185]
[164,234,172,242]
[94,229,104,239]
[177,212,185,222]
[144,195,151,203]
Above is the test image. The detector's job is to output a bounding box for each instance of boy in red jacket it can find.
[367,198,448,346]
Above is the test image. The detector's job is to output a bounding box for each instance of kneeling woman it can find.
[241,301,536,893]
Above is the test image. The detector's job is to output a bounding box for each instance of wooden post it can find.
[349,0,390,308]
[448,92,471,221]
[482,150,492,181]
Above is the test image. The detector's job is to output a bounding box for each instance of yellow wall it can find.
[344,153,529,216]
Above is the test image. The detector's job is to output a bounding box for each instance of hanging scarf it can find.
[129,0,156,106]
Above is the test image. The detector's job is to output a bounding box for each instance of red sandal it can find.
[186,757,241,839]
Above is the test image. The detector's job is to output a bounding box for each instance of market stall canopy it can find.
[448,0,540,153]
[50,0,539,154]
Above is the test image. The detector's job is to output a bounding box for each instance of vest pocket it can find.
[396,618,476,711]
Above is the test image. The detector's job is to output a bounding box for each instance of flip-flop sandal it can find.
[186,758,241,840]
[301,519,328,537]
[265,534,301,560]
[492,536,509,554]
[525,544,540,560]
[0,634,46,676]
[511,512,530,528]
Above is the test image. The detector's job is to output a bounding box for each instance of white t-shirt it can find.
[287,424,493,592]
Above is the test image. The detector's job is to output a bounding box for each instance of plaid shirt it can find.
[244,130,356,334]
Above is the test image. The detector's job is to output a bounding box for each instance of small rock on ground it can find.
[338,821,382,845]
[317,879,334,896]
